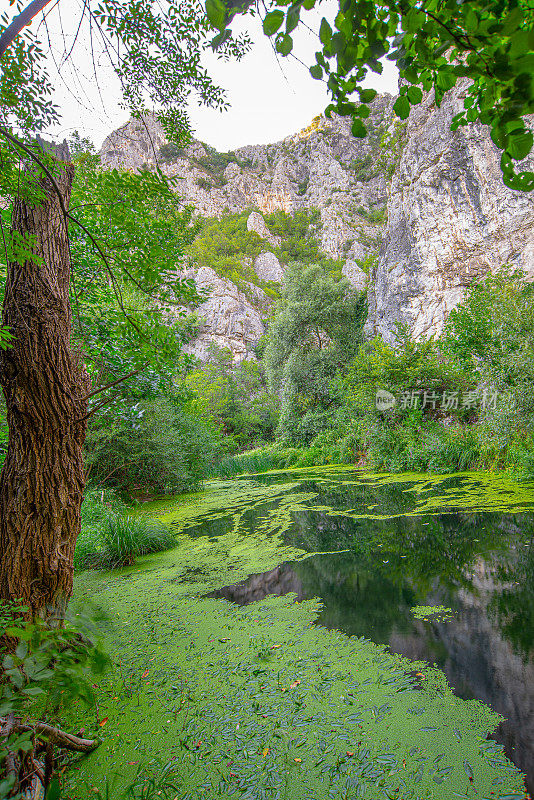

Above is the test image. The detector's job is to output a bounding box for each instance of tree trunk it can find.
[0,158,90,622]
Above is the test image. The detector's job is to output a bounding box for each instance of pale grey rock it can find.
[254,252,284,283]
[246,212,281,247]
[99,93,534,357]
[180,267,264,362]
[366,83,534,341]
[342,260,368,291]
[99,101,392,265]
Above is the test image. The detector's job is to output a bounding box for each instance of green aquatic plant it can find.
[66,468,534,799]
[411,605,454,622]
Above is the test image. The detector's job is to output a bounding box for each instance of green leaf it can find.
[310,65,323,80]
[205,0,225,31]
[393,96,410,120]
[275,33,293,56]
[358,88,377,103]
[286,6,300,34]
[45,778,61,800]
[507,130,533,161]
[463,760,474,781]
[22,686,46,696]
[463,7,478,33]
[351,118,367,138]
[319,18,332,46]
[263,10,285,36]
[407,86,422,105]
[436,70,456,92]
[15,641,28,660]
[5,627,32,641]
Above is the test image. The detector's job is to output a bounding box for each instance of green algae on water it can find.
[411,605,454,622]
[67,468,533,799]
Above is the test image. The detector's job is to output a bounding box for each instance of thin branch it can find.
[9,720,99,753]
[84,363,148,399]
[76,390,123,423]
[0,0,55,58]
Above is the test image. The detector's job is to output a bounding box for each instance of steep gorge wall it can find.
[100,92,534,358]
[366,85,534,341]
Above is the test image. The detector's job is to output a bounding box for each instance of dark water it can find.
[192,472,534,792]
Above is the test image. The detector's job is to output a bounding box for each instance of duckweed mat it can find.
[68,469,533,799]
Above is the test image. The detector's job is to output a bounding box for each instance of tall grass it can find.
[207,447,304,478]
[76,488,175,570]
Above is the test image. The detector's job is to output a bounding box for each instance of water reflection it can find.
[204,474,534,791]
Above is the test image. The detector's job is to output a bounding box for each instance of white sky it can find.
[25,0,398,151]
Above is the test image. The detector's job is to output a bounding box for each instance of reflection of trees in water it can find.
[488,513,534,656]
[195,475,534,657]
[292,552,417,643]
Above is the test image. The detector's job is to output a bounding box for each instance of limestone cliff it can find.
[100,91,534,358]
[99,104,389,359]
[366,85,534,341]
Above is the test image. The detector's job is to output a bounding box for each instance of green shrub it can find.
[158,142,186,163]
[196,176,213,191]
[351,153,376,181]
[208,446,303,477]
[85,396,218,496]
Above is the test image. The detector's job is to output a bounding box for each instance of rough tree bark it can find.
[0,155,90,622]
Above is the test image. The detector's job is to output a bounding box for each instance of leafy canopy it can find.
[211,0,534,190]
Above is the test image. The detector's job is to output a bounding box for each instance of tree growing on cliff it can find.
[210,0,534,191]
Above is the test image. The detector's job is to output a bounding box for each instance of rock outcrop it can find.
[366,84,534,341]
[180,267,265,362]
[100,106,392,358]
[254,251,284,283]
[100,91,534,357]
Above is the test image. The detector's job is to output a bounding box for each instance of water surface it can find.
[152,468,534,792]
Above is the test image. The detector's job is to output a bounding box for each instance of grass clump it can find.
[207,446,304,477]
[76,488,175,570]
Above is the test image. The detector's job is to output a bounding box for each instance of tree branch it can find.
[8,720,99,753]
[84,363,149,400]
[0,0,55,59]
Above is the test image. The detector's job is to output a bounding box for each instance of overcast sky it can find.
[32,1,398,151]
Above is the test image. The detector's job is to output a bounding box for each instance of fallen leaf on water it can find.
[99,718,108,727]
[294,758,302,763]
[218,638,231,642]
[141,669,149,678]
[127,761,140,765]
[270,644,282,650]
[262,747,269,758]
[290,680,301,689]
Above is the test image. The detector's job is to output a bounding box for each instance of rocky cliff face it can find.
[99,104,389,358]
[100,92,534,358]
[366,85,534,341]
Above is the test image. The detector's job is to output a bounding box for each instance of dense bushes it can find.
[264,260,366,445]
[185,345,280,454]
[85,394,219,496]
[229,267,534,476]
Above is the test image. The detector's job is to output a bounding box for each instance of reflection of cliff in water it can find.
[199,475,534,792]
[209,546,534,792]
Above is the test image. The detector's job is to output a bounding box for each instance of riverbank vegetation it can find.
[202,267,534,480]
[65,471,531,800]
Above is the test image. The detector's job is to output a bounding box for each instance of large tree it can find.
[0,0,247,620]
